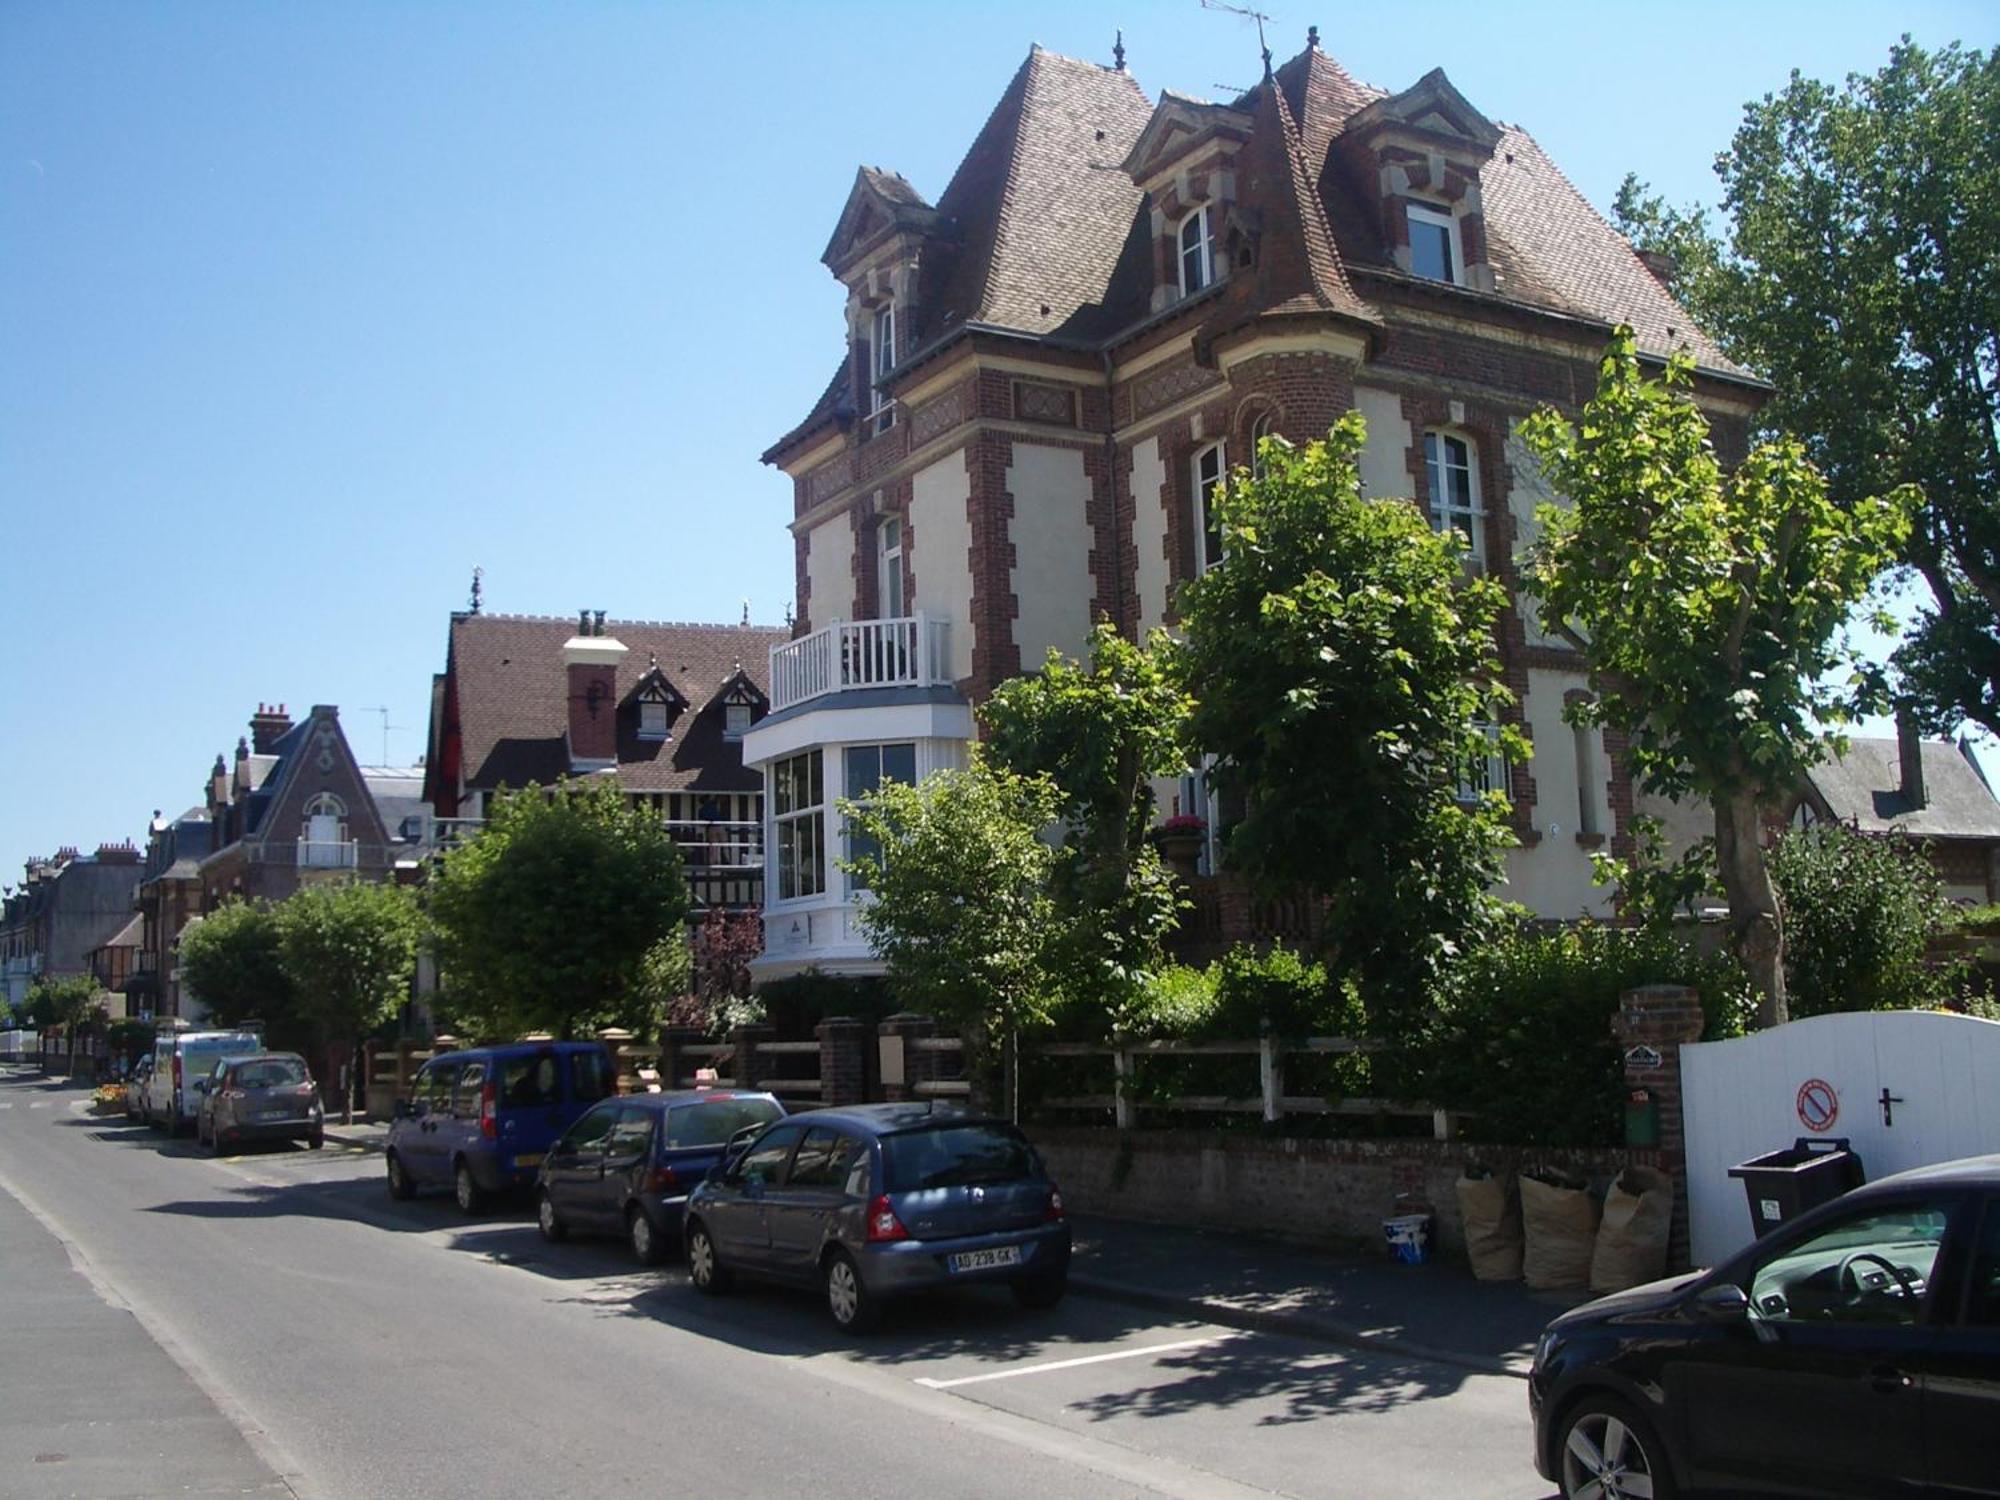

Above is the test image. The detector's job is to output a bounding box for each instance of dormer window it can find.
[1178,206,1215,297]
[638,697,673,740]
[1407,203,1461,285]
[630,661,688,742]
[719,672,763,742]
[871,304,897,433]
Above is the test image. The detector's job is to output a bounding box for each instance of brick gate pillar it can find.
[657,1024,707,1090]
[876,1012,939,1103]
[1614,983,1706,1270]
[729,1022,774,1092]
[816,1015,871,1106]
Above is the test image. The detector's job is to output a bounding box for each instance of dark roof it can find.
[447,613,788,796]
[1806,737,2000,840]
[784,1101,982,1134]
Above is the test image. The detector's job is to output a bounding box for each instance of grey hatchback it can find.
[683,1103,1070,1333]
[195,1052,324,1152]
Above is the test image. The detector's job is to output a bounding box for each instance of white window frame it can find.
[637,696,672,741]
[877,516,905,619]
[1406,202,1462,286]
[1193,440,1226,575]
[871,304,897,433]
[1573,722,1602,838]
[1423,430,1485,567]
[723,702,753,740]
[772,750,825,903]
[1178,206,1215,297]
[1455,724,1507,806]
[1248,412,1274,481]
[841,741,918,893]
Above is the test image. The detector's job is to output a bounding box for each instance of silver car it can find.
[195,1052,325,1152]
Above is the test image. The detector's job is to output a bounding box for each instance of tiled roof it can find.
[1808,738,2000,841]
[448,614,789,796]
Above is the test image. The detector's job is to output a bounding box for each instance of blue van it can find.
[385,1042,617,1214]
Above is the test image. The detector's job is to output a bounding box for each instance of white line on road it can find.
[915,1334,1240,1390]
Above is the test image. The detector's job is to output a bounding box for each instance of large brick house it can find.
[744,35,1766,978]
[0,844,144,1014]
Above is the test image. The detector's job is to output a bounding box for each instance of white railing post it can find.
[1259,1026,1282,1124]
[1113,1044,1134,1130]
[914,610,932,684]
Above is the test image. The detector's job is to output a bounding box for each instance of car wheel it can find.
[308,1130,324,1151]
[537,1191,568,1243]
[686,1220,731,1294]
[822,1249,881,1334]
[1012,1269,1067,1310]
[1557,1395,1676,1500]
[453,1160,488,1216]
[628,1206,668,1266]
[385,1152,417,1201]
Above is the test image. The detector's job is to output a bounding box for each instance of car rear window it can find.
[664,1097,784,1148]
[501,1053,561,1108]
[235,1058,306,1089]
[882,1123,1039,1191]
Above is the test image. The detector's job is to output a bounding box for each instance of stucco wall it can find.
[1131,435,1170,634]
[1505,666,1615,919]
[1353,386,1411,500]
[805,511,853,631]
[1505,425,1562,646]
[1007,443,1094,671]
[911,449,975,682]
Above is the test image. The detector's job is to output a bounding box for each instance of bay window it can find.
[773,750,825,901]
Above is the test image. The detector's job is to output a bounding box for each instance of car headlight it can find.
[1533,1327,1562,1372]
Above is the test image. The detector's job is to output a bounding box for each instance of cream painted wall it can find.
[911,449,975,682]
[1505,425,1563,646]
[1132,435,1170,634]
[805,512,853,631]
[1354,386,1411,500]
[1008,443,1094,670]
[1502,666,1615,920]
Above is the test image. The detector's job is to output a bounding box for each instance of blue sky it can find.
[3,1,1994,871]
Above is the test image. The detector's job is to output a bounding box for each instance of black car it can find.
[683,1103,1071,1334]
[1530,1153,2000,1499]
[535,1089,786,1265]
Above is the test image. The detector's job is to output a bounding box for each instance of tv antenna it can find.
[1200,0,1275,79]
[362,706,403,767]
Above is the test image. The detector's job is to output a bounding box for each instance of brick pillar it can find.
[596,1028,636,1093]
[729,1022,773,1092]
[1613,983,1706,1271]
[877,1012,939,1102]
[816,1015,871,1106]
[657,1024,707,1090]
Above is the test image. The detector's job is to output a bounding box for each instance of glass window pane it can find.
[607,1107,655,1156]
[883,1123,1039,1191]
[570,1049,614,1104]
[882,743,917,785]
[846,745,882,798]
[1746,1203,1948,1326]
[502,1054,561,1107]
[1410,215,1453,282]
[665,1097,784,1148]
[561,1104,617,1153]
[734,1124,804,1186]
[1968,1201,2000,1326]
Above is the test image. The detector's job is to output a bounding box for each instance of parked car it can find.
[384,1041,617,1214]
[146,1028,264,1136]
[1530,1152,2000,1499]
[124,1055,153,1122]
[536,1090,787,1264]
[194,1052,324,1152]
[683,1103,1071,1333]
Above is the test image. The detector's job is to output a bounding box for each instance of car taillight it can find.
[642,1165,680,1195]
[1045,1187,1065,1223]
[866,1194,909,1243]
[480,1082,497,1140]
[295,1084,314,1097]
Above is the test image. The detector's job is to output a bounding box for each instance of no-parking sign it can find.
[1796,1078,1839,1132]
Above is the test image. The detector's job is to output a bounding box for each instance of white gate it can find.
[1680,1009,2000,1267]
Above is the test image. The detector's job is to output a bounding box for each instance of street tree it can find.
[277,880,422,1122]
[23,975,103,1074]
[177,899,295,1035]
[426,779,690,1041]
[1175,413,1523,1037]
[1614,41,2000,736]
[1521,329,1916,1027]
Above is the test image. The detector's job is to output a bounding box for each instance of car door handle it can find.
[1869,1363,1912,1394]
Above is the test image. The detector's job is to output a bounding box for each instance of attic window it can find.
[1407,203,1461,285]
[721,675,762,741]
[871,304,897,434]
[638,697,674,740]
[1179,206,1215,297]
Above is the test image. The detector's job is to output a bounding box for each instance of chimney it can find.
[1636,248,1678,288]
[250,702,293,752]
[209,753,228,808]
[94,841,140,865]
[564,611,628,768]
[1897,709,1927,810]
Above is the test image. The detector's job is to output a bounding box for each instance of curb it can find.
[322,1129,386,1154]
[1069,1274,1530,1380]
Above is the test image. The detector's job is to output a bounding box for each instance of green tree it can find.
[1614,42,2000,737]
[1175,413,1523,1037]
[24,975,103,1075]
[277,880,422,1121]
[426,779,691,1041]
[177,899,296,1033]
[1522,329,1917,1026]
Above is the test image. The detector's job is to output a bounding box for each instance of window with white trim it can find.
[1407,203,1460,285]
[871,304,896,433]
[1193,441,1226,575]
[302,792,346,845]
[724,703,753,739]
[877,516,905,618]
[843,742,917,890]
[1179,206,1215,297]
[1249,412,1274,480]
[1423,430,1484,566]
[1455,724,1507,806]
[773,750,825,901]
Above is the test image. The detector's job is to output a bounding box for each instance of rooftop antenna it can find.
[1201,0,1275,80]
[468,565,484,614]
[362,706,403,768]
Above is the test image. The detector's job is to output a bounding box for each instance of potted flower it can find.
[1153,814,1207,877]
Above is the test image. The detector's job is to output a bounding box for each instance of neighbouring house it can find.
[132,807,214,1021]
[744,32,1767,979]
[84,913,143,1018]
[0,843,145,1013]
[420,608,789,910]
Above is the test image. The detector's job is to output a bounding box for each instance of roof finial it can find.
[741,597,750,627]
[648,651,658,672]
[1307,24,1319,51]
[469,564,483,614]
[1112,29,1125,72]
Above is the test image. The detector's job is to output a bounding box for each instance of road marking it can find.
[29,1101,47,1109]
[914,1334,1240,1390]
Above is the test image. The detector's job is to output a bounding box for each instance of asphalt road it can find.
[0,1069,1551,1500]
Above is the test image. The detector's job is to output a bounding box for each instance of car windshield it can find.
[236,1059,306,1089]
[882,1123,1038,1191]
[665,1097,783,1148]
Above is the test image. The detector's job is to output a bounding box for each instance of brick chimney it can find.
[94,841,140,865]
[1898,709,1927,810]
[564,610,628,769]
[1636,248,1678,287]
[208,753,228,810]
[250,702,293,752]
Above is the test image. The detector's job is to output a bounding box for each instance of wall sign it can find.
[1623,1044,1663,1069]
[1796,1077,1839,1133]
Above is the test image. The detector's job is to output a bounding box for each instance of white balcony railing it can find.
[769,614,953,713]
[296,839,358,869]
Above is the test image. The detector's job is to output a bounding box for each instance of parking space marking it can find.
[914,1334,1240,1390]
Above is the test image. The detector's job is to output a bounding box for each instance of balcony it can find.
[296,840,358,869]
[769,614,953,713]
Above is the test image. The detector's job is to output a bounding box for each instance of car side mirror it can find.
[1689,1283,1750,1322]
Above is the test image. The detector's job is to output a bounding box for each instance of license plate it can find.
[948,1245,1022,1273]
[256,1110,295,1121]
[513,1153,544,1168]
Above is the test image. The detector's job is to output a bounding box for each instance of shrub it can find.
[1770,825,1959,1016]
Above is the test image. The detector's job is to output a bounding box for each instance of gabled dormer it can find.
[1340,68,1502,293]
[626,654,689,742]
[822,167,954,440]
[1122,92,1255,313]
[715,667,767,742]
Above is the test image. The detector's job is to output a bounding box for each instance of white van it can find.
[147,1028,263,1135]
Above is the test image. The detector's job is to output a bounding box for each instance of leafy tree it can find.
[177,899,295,1033]
[1614,41,2000,737]
[277,880,421,1121]
[24,975,105,1074]
[426,779,691,1041]
[1175,413,1523,1037]
[1522,329,1917,1026]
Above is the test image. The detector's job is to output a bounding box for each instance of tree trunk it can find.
[1714,790,1787,1029]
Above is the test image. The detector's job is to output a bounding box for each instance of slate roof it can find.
[445,614,789,796]
[363,769,429,842]
[1808,738,2000,841]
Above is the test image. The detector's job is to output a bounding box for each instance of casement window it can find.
[773,750,825,901]
[1573,723,1602,838]
[877,516,905,618]
[724,703,753,739]
[1179,205,1215,297]
[1249,412,1274,481]
[871,304,897,433]
[1455,724,1508,806]
[1407,203,1461,285]
[638,697,672,740]
[1423,431,1484,566]
[842,742,917,890]
[1193,441,1226,574]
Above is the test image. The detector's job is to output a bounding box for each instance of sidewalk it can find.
[324,1117,1579,1375]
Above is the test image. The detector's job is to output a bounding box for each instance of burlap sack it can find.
[1454,1172,1523,1282]
[1589,1166,1674,1293]
[1521,1173,1600,1289]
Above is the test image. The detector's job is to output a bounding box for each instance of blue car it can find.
[385,1042,617,1213]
